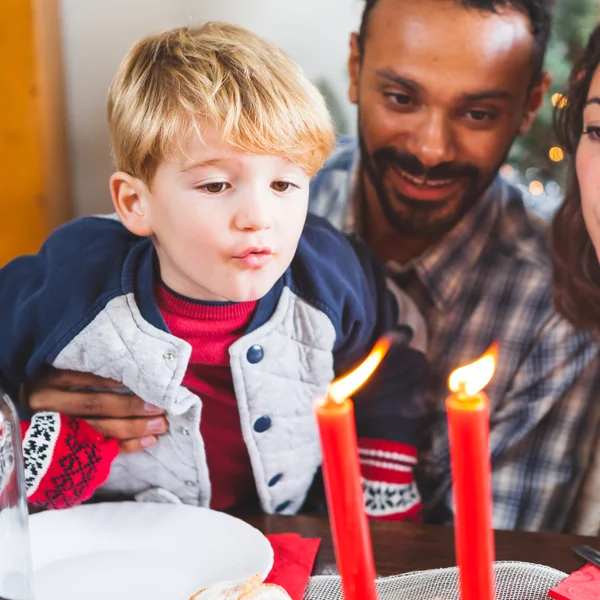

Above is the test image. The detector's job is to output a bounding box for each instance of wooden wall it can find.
[0,0,71,266]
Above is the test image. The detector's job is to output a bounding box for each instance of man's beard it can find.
[359,135,506,238]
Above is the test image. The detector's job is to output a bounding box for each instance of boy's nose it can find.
[234,197,273,232]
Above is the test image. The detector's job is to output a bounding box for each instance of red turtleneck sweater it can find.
[156,283,258,510]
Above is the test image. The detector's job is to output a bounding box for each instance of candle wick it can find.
[458,381,468,396]
[322,393,345,408]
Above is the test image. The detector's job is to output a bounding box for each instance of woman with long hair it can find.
[553,25,600,334]
[552,25,600,534]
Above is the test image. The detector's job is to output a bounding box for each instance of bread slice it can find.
[189,574,291,600]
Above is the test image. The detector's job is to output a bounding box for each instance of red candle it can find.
[314,338,391,600]
[446,345,498,600]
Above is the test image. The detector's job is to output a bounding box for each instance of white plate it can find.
[29,502,274,600]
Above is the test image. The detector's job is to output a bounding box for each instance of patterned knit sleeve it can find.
[329,233,428,522]
[353,335,427,522]
[358,437,422,521]
[21,413,118,509]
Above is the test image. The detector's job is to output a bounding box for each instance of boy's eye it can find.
[200,182,229,193]
[271,181,294,192]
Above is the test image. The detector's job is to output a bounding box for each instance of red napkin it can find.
[264,533,321,600]
[549,564,600,600]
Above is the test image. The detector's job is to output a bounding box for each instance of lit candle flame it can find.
[448,343,499,397]
[328,336,392,403]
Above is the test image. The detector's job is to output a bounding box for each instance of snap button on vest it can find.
[246,344,264,364]
[275,500,292,513]
[253,416,271,433]
[268,473,283,487]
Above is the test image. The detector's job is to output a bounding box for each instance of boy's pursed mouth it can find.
[233,247,274,268]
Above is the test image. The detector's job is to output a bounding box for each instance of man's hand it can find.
[24,368,168,454]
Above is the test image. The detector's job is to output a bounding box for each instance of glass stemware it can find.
[0,389,35,600]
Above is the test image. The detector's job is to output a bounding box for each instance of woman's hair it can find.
[552,25,600,334]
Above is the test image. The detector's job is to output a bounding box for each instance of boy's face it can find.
[130,127,310,302]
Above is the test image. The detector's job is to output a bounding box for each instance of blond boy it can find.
[1,24,426,519]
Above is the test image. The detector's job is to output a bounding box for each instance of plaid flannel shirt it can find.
[309,137,600,532]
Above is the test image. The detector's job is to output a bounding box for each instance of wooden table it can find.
[246,515,597,576]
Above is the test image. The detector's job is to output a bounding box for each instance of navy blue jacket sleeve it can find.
[0,249,67,399]
[0,218,133,399]
[338,235,427,448]
[291,214,427,448]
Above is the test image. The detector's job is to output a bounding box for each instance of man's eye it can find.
[199,182,229,193]
[384,93,413,106]
[468,110,495,122]
[271,181,294,192]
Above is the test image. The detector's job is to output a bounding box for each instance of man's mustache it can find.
[373,147,479,182]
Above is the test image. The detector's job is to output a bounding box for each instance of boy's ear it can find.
[518,71,553,135]
[109,172,153,237]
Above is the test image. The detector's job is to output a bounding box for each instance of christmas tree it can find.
[506,0,599,218]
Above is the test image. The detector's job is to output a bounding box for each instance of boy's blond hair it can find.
[107,23,335,184]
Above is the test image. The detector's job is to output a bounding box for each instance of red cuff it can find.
[358,437,422,522]
[22,413,119,509]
